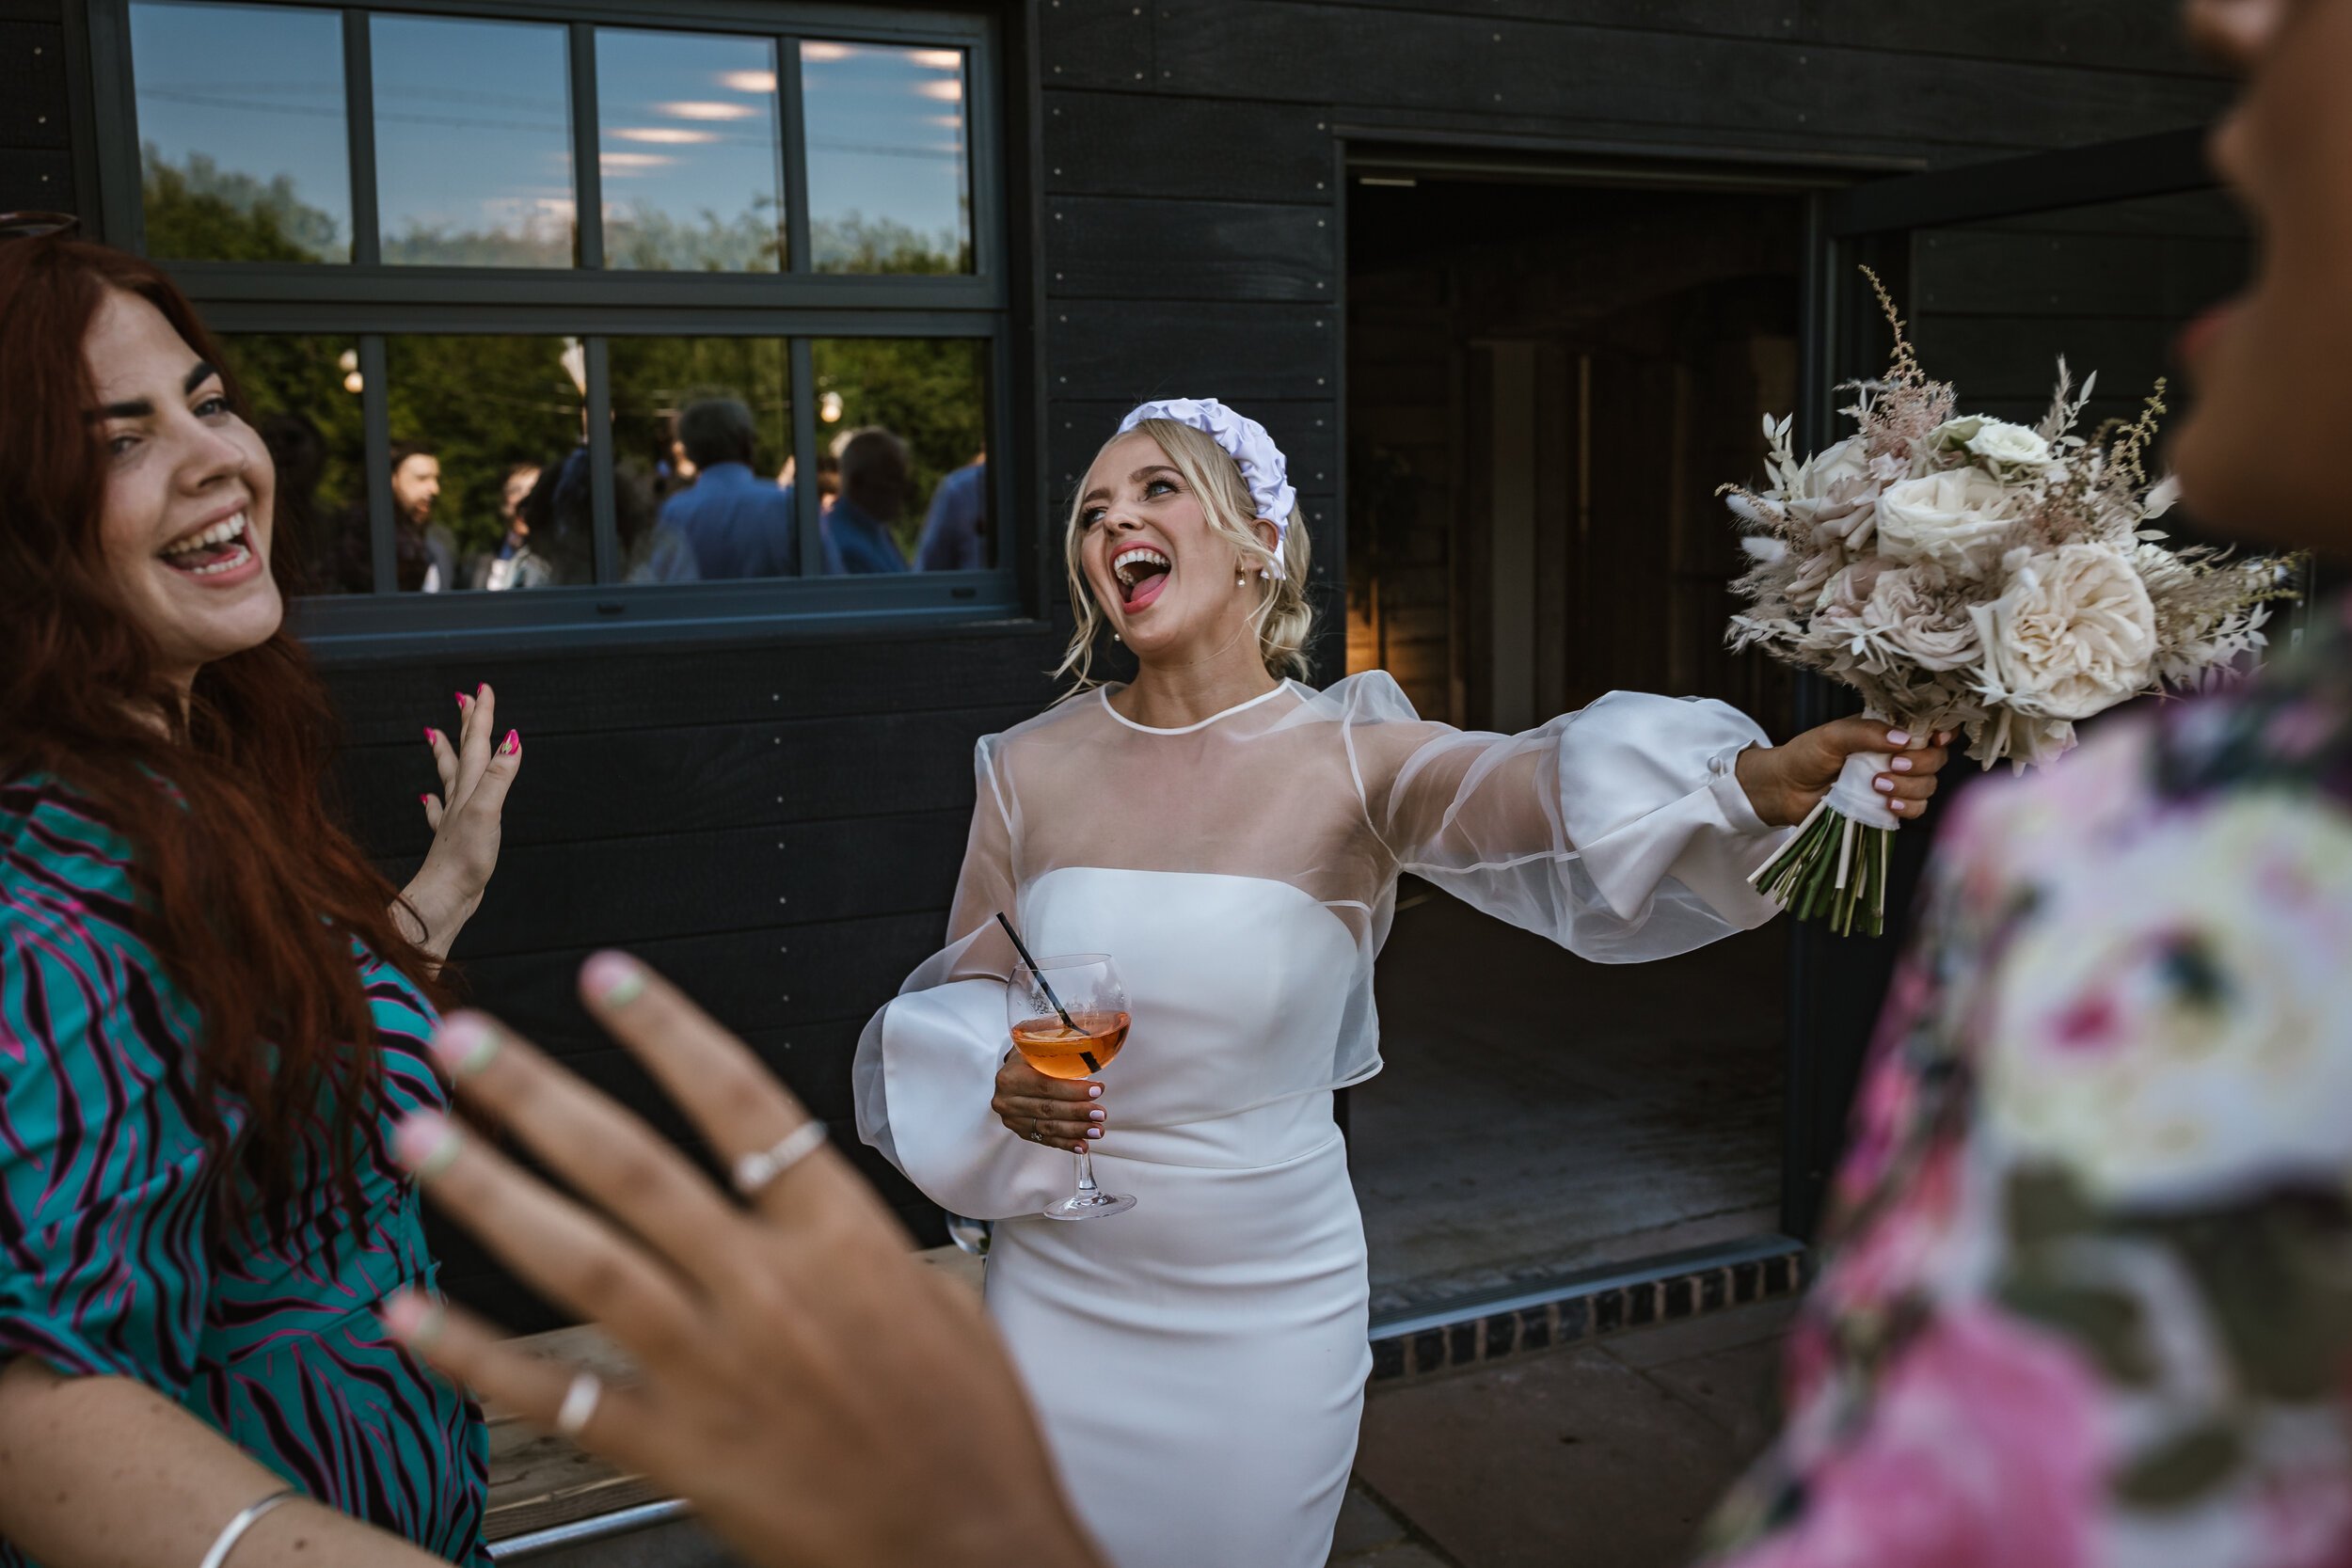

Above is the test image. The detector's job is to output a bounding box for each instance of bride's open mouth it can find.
[1112,545,1172,612]
[157,510,258,581]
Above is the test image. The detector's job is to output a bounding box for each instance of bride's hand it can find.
[400,684,522,959]
[1734,718,1953,828]
[382,955,1104,1568]
[993,1056,1105,1152]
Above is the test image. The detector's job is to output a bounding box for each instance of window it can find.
[97,0,1012,645]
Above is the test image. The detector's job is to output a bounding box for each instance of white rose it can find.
[1861,567,1981,672]
[1969,543,2157,721]
[1876,468,2024,576]
[1789,435,1871,500]
[1962,420,2053,469]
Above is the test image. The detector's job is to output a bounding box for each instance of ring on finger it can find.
[553,1370,602,1438]
[731,1118,829,1200]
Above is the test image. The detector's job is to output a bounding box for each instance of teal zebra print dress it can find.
[0,779,490,1564]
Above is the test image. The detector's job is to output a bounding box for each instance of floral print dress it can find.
[1702,596,2352,1568]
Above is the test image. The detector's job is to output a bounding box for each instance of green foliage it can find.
[142,148,345,263]
[815,336,986,551]
[609,337,792,471]
[387,336,583,557]
[811,210,966,276]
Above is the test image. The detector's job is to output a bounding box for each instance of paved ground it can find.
[1357,892,1787,1316]
[1335,1299,1796,1568]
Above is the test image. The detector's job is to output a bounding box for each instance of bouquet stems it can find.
[1747,790,1897,940]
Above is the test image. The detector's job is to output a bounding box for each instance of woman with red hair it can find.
[0,230,517,1565]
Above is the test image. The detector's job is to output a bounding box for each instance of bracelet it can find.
[198,1487,300,1568]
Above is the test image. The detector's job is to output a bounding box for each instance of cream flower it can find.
[1788,435,1882,552]
[1933,416,2055,471]
[1861,567,1981,672]
[1970,544,2156,721]
[1877,468,2024,577]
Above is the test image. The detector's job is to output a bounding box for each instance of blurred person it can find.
[658,398,827,578]
[471,460,545,591]
[255,409,332,593]
[0,234,523,1565]
[914,450,989,571]
[827,426,913,574]
[388,441,456,593]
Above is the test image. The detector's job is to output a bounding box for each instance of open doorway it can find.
[1345,168,1811,1320]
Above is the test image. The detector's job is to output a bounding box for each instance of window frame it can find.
[85,0,1026,656]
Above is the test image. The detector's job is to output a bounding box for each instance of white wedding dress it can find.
[853,673,1788,1568]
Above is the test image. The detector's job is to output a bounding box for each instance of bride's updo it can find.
[1057,417,1313,689]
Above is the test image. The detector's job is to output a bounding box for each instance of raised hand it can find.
[402,684,521,958]
[1734,718,1953,828]
[993,1053,1105,1152]
[381,955,1104,1568]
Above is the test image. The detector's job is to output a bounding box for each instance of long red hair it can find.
[0,236,440,1236]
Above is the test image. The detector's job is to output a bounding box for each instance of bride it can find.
[852,398,1947,1567]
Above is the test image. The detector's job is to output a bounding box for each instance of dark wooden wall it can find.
[9,0,2240,1324]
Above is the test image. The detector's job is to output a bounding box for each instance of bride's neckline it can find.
[1099,681,1295,736]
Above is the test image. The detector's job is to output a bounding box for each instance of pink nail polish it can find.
[454,691,469,708]
[1885,729,1911,747]
[392,1111,460,1177]
[1085,1128,1103,1139]
[502,730,520,755]
[1087,1084,1103,1100]
[419,793,432,806]
[423,726,437,745]
[1089,1109,1104,1121]
[1873,776,1896,793]
[1892,756,1914,773]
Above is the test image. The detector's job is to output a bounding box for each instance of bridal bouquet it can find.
[1722,270,2296,937]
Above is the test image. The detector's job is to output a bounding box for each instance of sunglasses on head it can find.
[0,212,79,242]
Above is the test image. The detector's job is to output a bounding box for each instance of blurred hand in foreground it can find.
[380,953,1105,1568]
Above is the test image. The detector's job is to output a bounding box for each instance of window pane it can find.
[130,2,351,262]
[217,334,366,594]
[385,336,586,592]
[611,338,803,579]
[802,42,972,275]
[596,30,785,272]
[373,16,573,267]
[812,338,990,572]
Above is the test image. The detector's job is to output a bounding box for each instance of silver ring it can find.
[731,1119,829,1199]
[553,1370,602,1439]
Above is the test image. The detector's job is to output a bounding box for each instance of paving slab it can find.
[1355,1345,1744,1568]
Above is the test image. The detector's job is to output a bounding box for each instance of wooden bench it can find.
[483,1245,984,1560]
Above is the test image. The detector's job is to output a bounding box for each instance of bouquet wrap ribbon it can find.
[1823,750,1903,833]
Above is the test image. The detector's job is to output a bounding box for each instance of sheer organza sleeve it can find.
[1337,672,1790,962]
[851,736,1069,1218]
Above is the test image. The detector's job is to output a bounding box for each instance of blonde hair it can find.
[1055,419,1313,690]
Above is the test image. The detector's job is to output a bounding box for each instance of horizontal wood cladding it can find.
[457,911,942,1055]
[314,623,1065,746]
[1043,194,1337,301]
[1039,0,1155,89]
[1046,299,1338,400]
[1915,228,2247,321]
[0,20,68,150]
[1043,92,1333,202]
[342,703,1038,856]
[0,146,70,210]
[1047,398,1342,495]
[1148,0,2228,151]
[1793,0,2220,77]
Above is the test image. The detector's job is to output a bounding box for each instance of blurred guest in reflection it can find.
[389,441,456,594]
[828,426,912,575]
[257,410,333,593]
[656,415,698,505]
[470,461,545,592]
[659,398,833,578]
[915,449,988,571]
[619,458,698,584]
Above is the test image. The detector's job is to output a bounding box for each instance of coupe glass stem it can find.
[1073,1145,1102,1200]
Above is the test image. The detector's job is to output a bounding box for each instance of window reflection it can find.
[218,335,364,593]
[812,339,990,571]
[373,15,574,267]
[597,30,786,272]
[385,336,587,592]
[611,338,807,578]
[131,2,351,262]
[801,42,972,275]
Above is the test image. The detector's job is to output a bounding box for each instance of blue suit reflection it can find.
[914,460,988,571]
[660,461,840,578]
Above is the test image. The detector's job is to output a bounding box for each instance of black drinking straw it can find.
[994,911,1101,1072]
